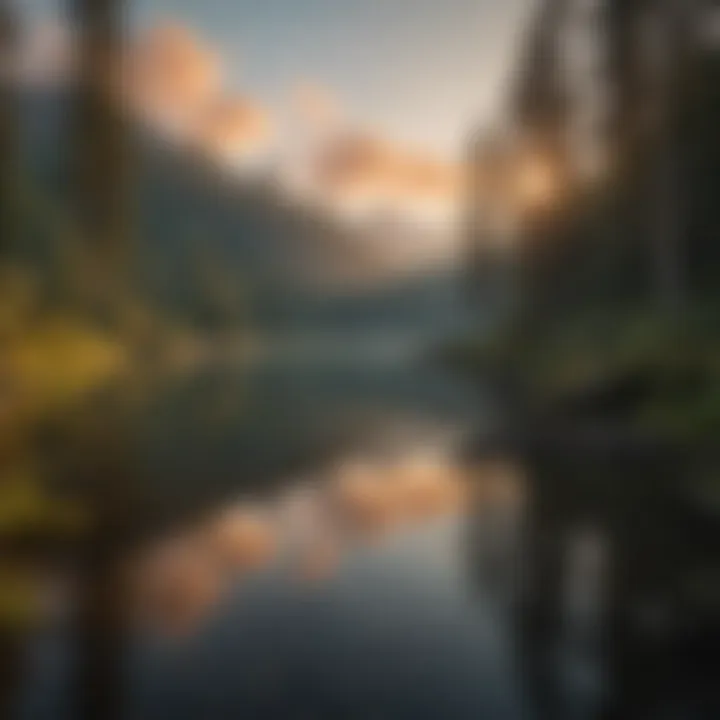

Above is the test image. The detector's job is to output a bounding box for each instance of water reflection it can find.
[13,364,717,720]
[465,435,717,720]
[126,449,472,638]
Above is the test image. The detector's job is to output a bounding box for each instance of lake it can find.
[14,343,712,720]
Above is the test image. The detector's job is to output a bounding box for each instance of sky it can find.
[17,0,534,275]
[21,0,532,161]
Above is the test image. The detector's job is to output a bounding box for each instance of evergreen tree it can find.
[0,0,18,259]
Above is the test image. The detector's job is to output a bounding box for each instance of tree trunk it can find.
[648,0,690,320]
[70,0,128,319]
[69,3,131,719]
[0,0,19,257]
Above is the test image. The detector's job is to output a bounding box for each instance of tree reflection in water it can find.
[465,432,717,720]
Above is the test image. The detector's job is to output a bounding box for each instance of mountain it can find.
[13,89,469,344]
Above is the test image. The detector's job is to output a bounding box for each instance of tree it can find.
[69,3,132,720]
[0,0,18,258]
[70,0,128,320]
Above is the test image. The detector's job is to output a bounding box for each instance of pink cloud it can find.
[292,81,341,130]
[127,23,222,133]
[194,96,273,161]
[306,131,463,221]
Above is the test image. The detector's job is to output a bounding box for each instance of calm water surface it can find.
[18,354,606,720]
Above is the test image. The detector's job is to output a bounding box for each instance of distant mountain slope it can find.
[14,90,469,342]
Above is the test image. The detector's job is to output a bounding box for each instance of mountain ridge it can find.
[13,89,469,342]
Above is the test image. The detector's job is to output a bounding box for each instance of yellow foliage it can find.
[0,465,89,537]
[0,563,39,631]
[5,316,128,420]
[0,265,39,336]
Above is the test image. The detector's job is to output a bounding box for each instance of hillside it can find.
[12,90,468,345]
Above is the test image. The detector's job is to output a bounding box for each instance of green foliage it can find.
[0,465,88,539]
[452,297,720,446]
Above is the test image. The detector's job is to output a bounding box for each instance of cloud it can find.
[125,23,275,165]
[21,13,464,249]
[312,132,397,209]
[391,154,462,218]
[14,15,463,236]
[125,21,461,232]
[127,23,222,134]
[194,96,273,162]
[292,81,341,130]
[305,131,463,222]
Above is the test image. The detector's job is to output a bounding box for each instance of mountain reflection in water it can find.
[19,359,533,720]
[15,356,713,720]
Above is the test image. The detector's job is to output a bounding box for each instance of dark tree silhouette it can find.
[0,6,23,718]
[606,0,691,317]
[0,0,18,257]
[70,0,128,318]
[69,3,132,720]
[466,1,720,718]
